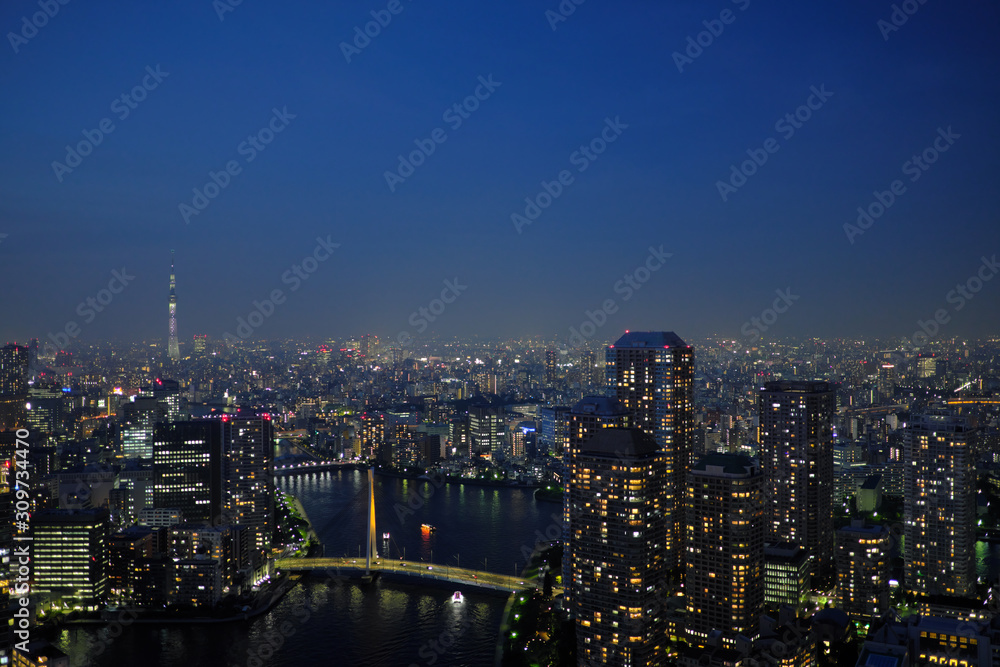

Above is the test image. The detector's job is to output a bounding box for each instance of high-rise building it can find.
[469,403,504,459]
[563,396,631,606]
[139,378,182,422]
[152,420,225,524]
[757,380,835,578]
[570,428,667,667]
[607,331,694,573]
[877,364,896,400]
[579,350,596,388]
[192,334,208,356]
[224,415,274,554]
[916,354,937,379]
[361,411,386,461]
[763,542,810,616]
[545,349,557,386]
[0,344,29,396]
[904,411,976,598]
[684,452,765,648]
[0,344,29,431]
[538,405,570,456]
[836,520,890,624]
[168,251,180,362]
[32,508,109,607]
[360,334,379,360]
[121,397,167,459]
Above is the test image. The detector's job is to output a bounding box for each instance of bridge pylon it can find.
[364,468,378,576]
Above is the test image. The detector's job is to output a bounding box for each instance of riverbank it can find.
[287,492,321,551]
[56,573,301,627]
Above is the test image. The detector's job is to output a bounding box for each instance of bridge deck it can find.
[275,557,534,592]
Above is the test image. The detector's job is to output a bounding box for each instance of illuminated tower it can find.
[757,380,835,579]
[167,251,180,362]
[684,452,764,648]
[571,428,667,667]
[606,331,695,574]
[563,396,631,607]
[903,411,976,598]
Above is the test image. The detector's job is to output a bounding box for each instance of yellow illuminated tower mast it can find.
[365,468,378,576]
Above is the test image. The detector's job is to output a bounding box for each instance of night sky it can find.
[2,0,999,347]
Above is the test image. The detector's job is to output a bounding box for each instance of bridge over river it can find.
[275,556,535,593]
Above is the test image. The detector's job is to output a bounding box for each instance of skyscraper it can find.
[903,411,976,598]
[469,402,504,459]
[606,331,694,573]
[224,415,275,555]
[152,420,225,524]
[684,452,765,648]
[0,344,29,431]
[757,380,835,578]
[32,508,109,607]
[545,349,557,386]
[563,396,631,606]
[167,251,180,362]
[570,428,667,667]
[121,397,166,460]
[579,349,598,388]
[139,378,182,422]
[836,520,890,624]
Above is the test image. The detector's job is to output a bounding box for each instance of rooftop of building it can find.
[838,519,889,535]
[764,542,807,559]
[761,380,832,393]
[856,645,907,667]
[690,451,758,477]
[610,330,688,349]
[580,427,658,458]
[860,474,882,490]
[33,507,109,523]
[570,395,629,416]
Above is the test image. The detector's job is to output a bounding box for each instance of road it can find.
[275,556,534,592]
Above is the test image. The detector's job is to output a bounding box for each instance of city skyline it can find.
[2,2,999,345]
[3,1,1000,664]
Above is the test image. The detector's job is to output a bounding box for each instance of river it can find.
[53,469,558,666]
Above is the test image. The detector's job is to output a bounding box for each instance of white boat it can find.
[452,591,464,604]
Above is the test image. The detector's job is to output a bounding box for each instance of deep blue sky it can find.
[2,0,998,348]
